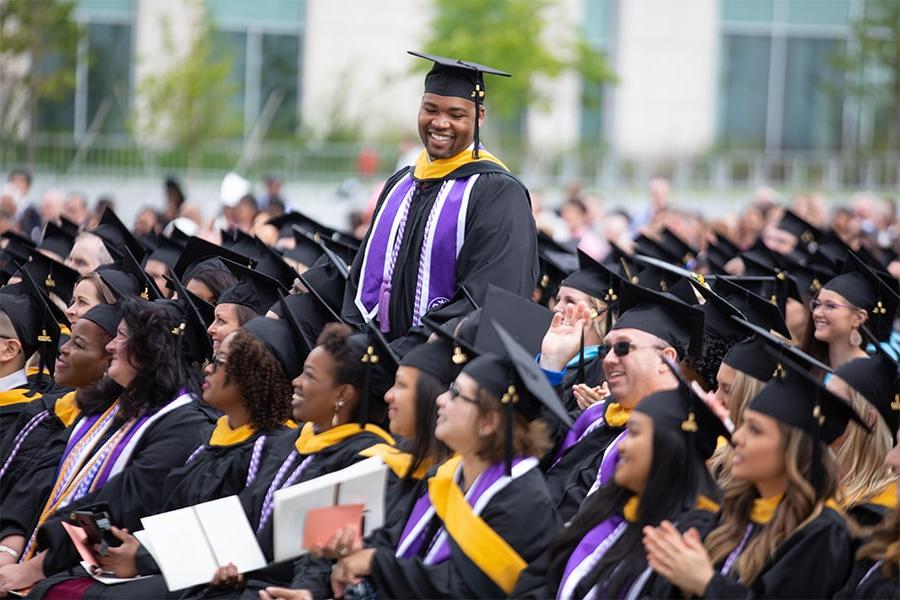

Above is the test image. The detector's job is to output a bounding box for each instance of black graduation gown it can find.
[342,162,539,341]
[703,507,854,599]
[34,401,212,577]
[848,499,893,529]
[560,354,606,413]
[512,507,718,599]
[0,383,41,443]
[835,557,900,599]
[544,421,625,524]
[367,467,559,599]
[187,427,391,598]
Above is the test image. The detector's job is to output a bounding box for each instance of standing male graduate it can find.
[346,52,539,342]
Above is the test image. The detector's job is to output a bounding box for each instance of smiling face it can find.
[291,346,353,427]
[66,279,105,325]
[730,409,787,488]
[417,92,483,160]
[55,318,111,388]
[385,365,419,439]
[434,373,494,455]
[614,411,654,493]
[208,303,243,354]
[105,320,137,388]
[812,289,865,345]
[602,328,672,408]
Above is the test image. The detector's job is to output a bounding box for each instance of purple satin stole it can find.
[553,401,607,463]
[558,515,626,600]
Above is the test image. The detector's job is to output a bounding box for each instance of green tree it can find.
[0,0,82,162]
[837,0,900,151]
[135,4,240,173]
[423,0,615,146]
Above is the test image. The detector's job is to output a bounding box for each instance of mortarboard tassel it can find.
[576,329,586,386]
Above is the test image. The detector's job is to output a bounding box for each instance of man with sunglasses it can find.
[544,281,705,522]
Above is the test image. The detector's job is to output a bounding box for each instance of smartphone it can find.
[68,506,121,554]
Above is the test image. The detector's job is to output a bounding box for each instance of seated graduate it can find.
[538,250,620,413]
[0,303,117,505]
[0,297,213,595]
[277,335,458,600]
[327,322,571,600]
[171,237,243,306]
[835,427,900,599]
[642,344,867,599]
[36,310,304,599]
[513,360,727,600]
[66,271,119,324]
[207,262,284,353]
[826,336,898,527]
[199,321,397,596]
[545,280,704,523]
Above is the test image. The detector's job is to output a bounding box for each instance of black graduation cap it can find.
[536,232,578,306]
[400,338,459,386]
[165,273,215,332]
[220,228,264,259]
[750,349,868,444]
[254,245,299,290]
[0,267,62,383]
[146,235,184,271]
[776,209,822,254]
[560,249,621,304]
[19,249,79,306]
[639,354,731,460]
[217,258,284,315]
[706,277,790,338]
[833,324,900,433]
[38,221,76,260]
[704,233,741,273]
[172,236,255,281]
[719,274,797,317]
[741,238,806,277]
[284,228,325,269]
[461,320,571,473]
[721,335,780,383]
[96,265,141,301]
[243,313,309,380]
[778,250,837,300]
[659,228,697,265]
[1,230,37,262]
[409,50,511,160]
[612,279,706,359]
[317,233,358,270]
[59,216,79,238]
[473,285,553,357]
[121,246,162,300]
[731,315,831,376]
[80,303,122,337]
[633,233,680,264]
[347,320,400,426]
[267,211,339,241]
[162,290,213,364]
[296,264,345,323]
[421,312,481,367]
[92,207,147,264]
[822,251,899,342]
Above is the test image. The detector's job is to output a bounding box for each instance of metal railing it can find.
[2,134,898,191]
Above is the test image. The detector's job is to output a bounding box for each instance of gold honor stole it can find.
[412,147,508,180]
[426,455,533,594]
[0,387,37,408]
[53,390,79,427]
[359,443,432,480]
[293,422,395,455]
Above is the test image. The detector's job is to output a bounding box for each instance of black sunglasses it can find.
[610,341,666,357]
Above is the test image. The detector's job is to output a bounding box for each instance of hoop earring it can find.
[332,401,344,427]
[849,328,862,347]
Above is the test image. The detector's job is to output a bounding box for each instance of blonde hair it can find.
[708,370,767,487]
[834,388,894,513]
[705,423,841,584]
[588,297,611,340]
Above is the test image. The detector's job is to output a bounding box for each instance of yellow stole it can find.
[751,493,842,524]
[412,147,508,180]
[846,482,898,511]
[427,455,526,594]
[359,443,432,479]
[53,391,79,427]
[604,402,631,428]
[623,494,720,523]
[294,422,395,455]
[208,416,257,446]
[0,387,35,408]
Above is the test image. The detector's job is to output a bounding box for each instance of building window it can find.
[579,0,615,146]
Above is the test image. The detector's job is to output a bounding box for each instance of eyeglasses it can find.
[809,299,856,313]
[209,354,226,373]
[610,341,667,357]
[448,381,479,405]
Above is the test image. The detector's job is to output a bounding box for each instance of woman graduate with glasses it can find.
[513,360,726,600]
[325,322,570,599]
[643,346,866,599]
[806,251,898,369]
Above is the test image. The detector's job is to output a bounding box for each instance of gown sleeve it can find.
[702,510,854,599]
[368,469,559,599]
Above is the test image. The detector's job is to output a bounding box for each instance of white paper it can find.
[80,561,155,586]
[272,457,387,561]
[141,507,219,591]
[194,496,267,574]
[132,529,155,559]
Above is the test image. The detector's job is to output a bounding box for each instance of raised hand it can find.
[540,301,592,371]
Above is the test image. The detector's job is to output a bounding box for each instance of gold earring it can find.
[332,401,343,427]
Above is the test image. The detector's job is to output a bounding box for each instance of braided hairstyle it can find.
[224,328,293,430]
